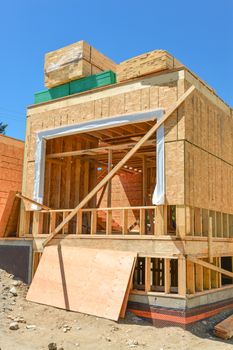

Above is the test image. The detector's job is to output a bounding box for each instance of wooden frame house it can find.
[12,43,233,325]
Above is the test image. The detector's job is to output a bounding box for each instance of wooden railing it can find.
[26,206,161,236]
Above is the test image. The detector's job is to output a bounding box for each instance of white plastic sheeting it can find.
[33,108,165,208]
[152,113,165,205]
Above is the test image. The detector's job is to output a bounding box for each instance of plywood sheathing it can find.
[45,40,117,88]
[27,246,136,321]
[184,89,233,213]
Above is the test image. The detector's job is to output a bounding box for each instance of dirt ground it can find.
[0,269,233,350]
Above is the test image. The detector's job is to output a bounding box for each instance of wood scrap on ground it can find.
[214,314,233,339]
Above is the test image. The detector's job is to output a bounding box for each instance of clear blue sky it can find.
[0,0,232,140]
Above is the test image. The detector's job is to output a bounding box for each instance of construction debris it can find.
[214,314,233,340]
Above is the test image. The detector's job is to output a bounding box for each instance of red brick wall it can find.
[99,172,142,230]
[0,135,24,221]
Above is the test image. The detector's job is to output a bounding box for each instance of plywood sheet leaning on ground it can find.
[214,314,233,339]
[27,246,137,321]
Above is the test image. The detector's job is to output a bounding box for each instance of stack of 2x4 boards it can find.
[35,40,117,104]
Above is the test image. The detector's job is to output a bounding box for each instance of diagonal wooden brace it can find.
[187,256,233,279]
[43,85,195,246]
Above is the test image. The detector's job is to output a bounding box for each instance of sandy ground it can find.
[0,269,233,350]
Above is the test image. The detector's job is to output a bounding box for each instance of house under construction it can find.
[2,40,233,326]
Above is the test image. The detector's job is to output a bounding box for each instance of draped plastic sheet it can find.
[152,114,165,205]
[33,109,165,208]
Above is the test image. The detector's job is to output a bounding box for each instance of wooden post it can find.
[49,212,56,233]
[32,212,43,236]
[208,216,213,263]
[122,209,128,235]
[142,156,147,234]
[65,157,71,208]
[19,209,30,237]
[194,207,202,236]
[106,210,112,235]
[186,260,195,294]
[90,210,97,235]
[178,256,186,296]
[62,212,69,234]
[107,150,112,208]
[164,259,171,294]
[176,205,186,238]
[145,257,151,292]
[139,208,145,235]
[186,207,194,236]
[195,264,203,292]
[76,211,82,234]
[154,205,167,235]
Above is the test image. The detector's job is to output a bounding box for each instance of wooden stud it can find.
[122,209,128,235]
[186,260,195,294]
[107,149,112,208]
[195,264,203,292]
[186,207,194,236]
[208,216,213,263]
[19,209,30,237]
[176,205,186,238]
[139,208,145,235]
[76,211,82,234]
[194,207,202,236]
[106,210,112,235]
[90,210,97,235]
[49,212,56,233]
[145,257,151,292]
[211,258,219,289]
[178,256,186,296]
[32,212,43,236]
[62,212,69,234]
[164,258,171,294]
[154,205,167,235]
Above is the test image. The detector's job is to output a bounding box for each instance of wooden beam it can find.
[106,210,112,235]
[122,209,128,235]
[178,256,186,296]
[208,216,213,263]
[16,193,51,211]
[187,256,233,279]
[186,260,195,294]
[46,140,155,159]
[145,257,151,292]
[195,264,203,292]
[107,149,112,208]
[43,85,195,246]
[164,258,171,294]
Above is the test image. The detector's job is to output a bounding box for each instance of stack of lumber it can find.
[214,314,233,339]
[44,40,117,88]
[117,49,183,82]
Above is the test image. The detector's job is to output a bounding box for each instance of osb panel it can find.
[185,142,233,214]
[165,141,184,204]
[184,90,233,166]
[27,246,136,321]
